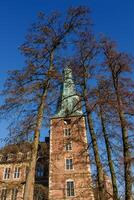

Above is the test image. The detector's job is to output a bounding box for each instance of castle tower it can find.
[49,67,94,200]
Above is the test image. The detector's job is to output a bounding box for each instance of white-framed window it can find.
[66,158,73,170]
[3,168,11,180]
[63,128,71,136]
[65,142,72,151]
[1,188,8,200]
[14,167,20,179]
[66,180,75,197]
[11,188,18,200]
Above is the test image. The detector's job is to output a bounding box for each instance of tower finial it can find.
[55,66,83,117]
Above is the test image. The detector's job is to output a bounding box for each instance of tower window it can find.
[63,128,71,136]
[65,142,72,151]
[14,167,20,179]
[64,119,71,125]
[67,181,75,197]
[11,188,18,200]
[3,168,10,180]
[66,158,73,170]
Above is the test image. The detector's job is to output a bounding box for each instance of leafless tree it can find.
[0,6,91,200]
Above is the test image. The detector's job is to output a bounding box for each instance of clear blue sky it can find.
[0,0,134,144]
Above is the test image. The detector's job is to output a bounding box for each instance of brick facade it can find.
[49,116,95,200]
[0,142,49,200]
[0,149,30,200]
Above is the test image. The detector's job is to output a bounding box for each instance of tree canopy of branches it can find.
[0,5,134,200]
[64,33,134,200]
[0,6,91,200]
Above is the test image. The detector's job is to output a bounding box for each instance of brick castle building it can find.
[49,67,95,199]
[0,67,113,200]
[0,141,49,200]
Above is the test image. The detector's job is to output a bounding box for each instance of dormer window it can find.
[63,128,71,137]
[7,154,14,161]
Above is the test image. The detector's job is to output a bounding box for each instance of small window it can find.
[65,142,72,151]
[64,119,71,125]
[1,189,8,200]
[66,159,73,170]
[14,167,20,179]
[3,168,10,180]
[67,181,75,197]
[11,188,18,200]
[63,128,71,136]
[36,165,44,177]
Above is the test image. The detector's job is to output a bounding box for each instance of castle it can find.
[0,67,112,199]
[49,67,95,199]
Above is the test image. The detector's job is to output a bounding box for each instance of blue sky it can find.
[0,0,134,144]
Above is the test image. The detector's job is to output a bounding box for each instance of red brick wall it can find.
[49,116,94,200]
[0,162,28,199]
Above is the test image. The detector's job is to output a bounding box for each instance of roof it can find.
[55,67,83,118]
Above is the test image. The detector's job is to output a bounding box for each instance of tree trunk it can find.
[115,87,132,200]
[99,104,119,200]
[86,107,105,200]
[23,85,48,200]
[23,53,53,200]
[81,68,105,200]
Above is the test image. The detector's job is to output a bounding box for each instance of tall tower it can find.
[49,67,94,200]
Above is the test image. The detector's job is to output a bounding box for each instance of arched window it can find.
[66,179,75,197]
[7,153,14,161]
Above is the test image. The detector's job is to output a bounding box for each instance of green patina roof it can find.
[55,66,83,118]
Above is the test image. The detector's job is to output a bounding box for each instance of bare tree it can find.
[69,32,106,200]
[93,80,119,200]
[0,6,91,200]
[101,38,134,200]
